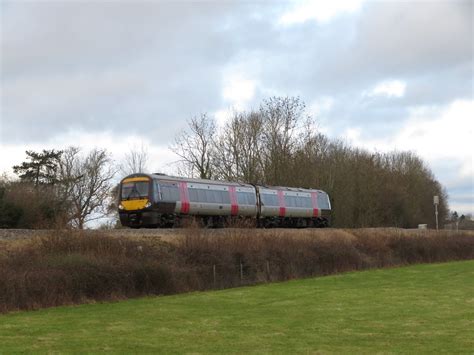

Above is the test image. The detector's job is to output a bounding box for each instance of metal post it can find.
[433,196,439,230]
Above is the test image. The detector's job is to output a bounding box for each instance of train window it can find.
[160,184,180,202]
[296,197,303,208]
[188,188,227,204]
[236,192,255,205]
[293,197,299,207]
[261,193,278,206]
[286,195,299,208]
[302,197,312,208]
[189,189,198,202]
[283,195,312,208]
[212,190,223,204]
[296,197,302,208]
[197,189,207,202]
[294,196,311,208]
[317,192,330,209]
[206,190,214,203]
[237,192,248,205]
[153,181,160,201]
[205,190,216,203]
[247,192,256,205]
[222,191,231,204]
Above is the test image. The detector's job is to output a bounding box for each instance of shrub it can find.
[0,229,473,313]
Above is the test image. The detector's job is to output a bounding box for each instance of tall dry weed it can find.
[0,228,473,313]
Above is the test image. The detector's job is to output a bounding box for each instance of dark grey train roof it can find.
[259,185,328,194]
[149,173,254,188]
[122,173,328,194]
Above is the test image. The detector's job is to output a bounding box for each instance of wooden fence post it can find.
[213,264,216,288]
[266,260,270,281]
[240,260,243,282]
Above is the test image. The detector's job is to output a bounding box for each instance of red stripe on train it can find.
[229,186,239,216]
[311,192,319,217]
[179,182,190,214]
[277,190,286,217]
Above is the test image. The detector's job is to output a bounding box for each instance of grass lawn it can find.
[1,260,473,354]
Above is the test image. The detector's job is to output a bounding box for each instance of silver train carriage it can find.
[118,173,331,228]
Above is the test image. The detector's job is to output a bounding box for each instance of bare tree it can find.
[171,114,216,179]
[259,96,307,185]
[213,111,264,184]
[120,143,149,176]
[58,147,116,229]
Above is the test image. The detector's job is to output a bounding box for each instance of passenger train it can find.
[118,173,331,228]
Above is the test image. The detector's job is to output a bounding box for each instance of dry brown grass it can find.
[0,228,473,313]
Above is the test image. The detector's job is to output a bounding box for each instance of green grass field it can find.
[1,261,473,354]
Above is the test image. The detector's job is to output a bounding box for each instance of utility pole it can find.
[433,195,439,230]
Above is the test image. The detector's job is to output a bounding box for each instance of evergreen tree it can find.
[13,150,63,186]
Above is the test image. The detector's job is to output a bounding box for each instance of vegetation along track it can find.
[1,227,473,241]
[1,227,473,313]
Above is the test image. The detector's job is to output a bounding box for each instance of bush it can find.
[0,229,473,313]
[0,181,67,229]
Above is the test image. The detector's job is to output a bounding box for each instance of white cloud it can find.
[341,99,474,212]
[308,96,335,117]
[215,59,260,126]
[367,80,406,98]
[222,75,257,110]
[342,127,362,143]
[214,108,234,128]
[395,100,473,177]
[278,0,364,26]
[0,131,177,180]
[344,100,473,172]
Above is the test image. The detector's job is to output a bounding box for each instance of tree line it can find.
[0,96,449,229]
[172,96,449,228]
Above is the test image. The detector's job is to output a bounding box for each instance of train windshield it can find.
[317,192,330,210]
[121,181,149,200]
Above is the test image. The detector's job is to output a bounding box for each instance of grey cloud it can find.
[244,1,473,142]
[2,2,240,79]
[1,1,263,143]
[250,1,472,100]
[1,0,472,147]
[353,1,472,76]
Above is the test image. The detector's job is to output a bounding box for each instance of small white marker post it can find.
[433,195,439,230]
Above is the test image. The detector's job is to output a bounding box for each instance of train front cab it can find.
[118,174,160,228]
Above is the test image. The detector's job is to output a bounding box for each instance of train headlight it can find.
[118,204,124,210]
[145,202,152,208]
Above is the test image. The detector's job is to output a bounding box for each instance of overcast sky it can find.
[1,0,473,215]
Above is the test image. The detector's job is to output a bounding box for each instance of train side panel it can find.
[155,177,257,218]
[118,173,330,228]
